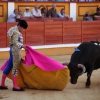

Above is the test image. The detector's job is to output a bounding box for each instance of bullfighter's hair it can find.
[17,20,28,29]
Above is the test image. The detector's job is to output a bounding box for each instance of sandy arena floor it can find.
[0,55,100,100]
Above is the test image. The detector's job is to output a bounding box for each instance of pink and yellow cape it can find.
[0,45,69,90]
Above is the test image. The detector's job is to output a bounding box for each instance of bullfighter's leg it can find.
[12,47,24,91]
[0,48,13,90]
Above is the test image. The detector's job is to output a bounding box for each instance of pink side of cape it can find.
[0,45,65,71]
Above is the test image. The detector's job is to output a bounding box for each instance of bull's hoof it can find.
[86,82,91,88]
[86,85,90,88]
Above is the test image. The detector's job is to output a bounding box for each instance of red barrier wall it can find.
[0,21,100,48]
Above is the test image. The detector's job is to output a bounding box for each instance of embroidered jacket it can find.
[7,26,23,48]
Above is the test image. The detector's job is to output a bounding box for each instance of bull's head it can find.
[62,62,86,84]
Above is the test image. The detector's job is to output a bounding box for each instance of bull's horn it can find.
[62,62,69,66]
[77,64,86,76]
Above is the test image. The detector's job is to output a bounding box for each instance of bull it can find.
[63,42,100,88]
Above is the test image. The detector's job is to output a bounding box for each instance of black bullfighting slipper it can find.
[0,86,8,90]
[12,88,25,91]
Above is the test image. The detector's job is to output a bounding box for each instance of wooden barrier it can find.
[26,22,45,45]
[45,21,63,45]
[0,22,7,48]
[21,18,73,22]
[82,21,100,42]
[63,21,82,43]
[0,21,100,48]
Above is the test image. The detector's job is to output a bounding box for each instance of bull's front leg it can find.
[86,73,91,88]
[86,70,93,88]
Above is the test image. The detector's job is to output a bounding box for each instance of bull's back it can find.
[71,42,99,64]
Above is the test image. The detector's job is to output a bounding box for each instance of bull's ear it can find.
[62,62,69,66]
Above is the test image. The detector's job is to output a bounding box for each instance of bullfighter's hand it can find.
[22,45,27,50]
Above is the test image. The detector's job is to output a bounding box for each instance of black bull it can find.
[63,42,100,88]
